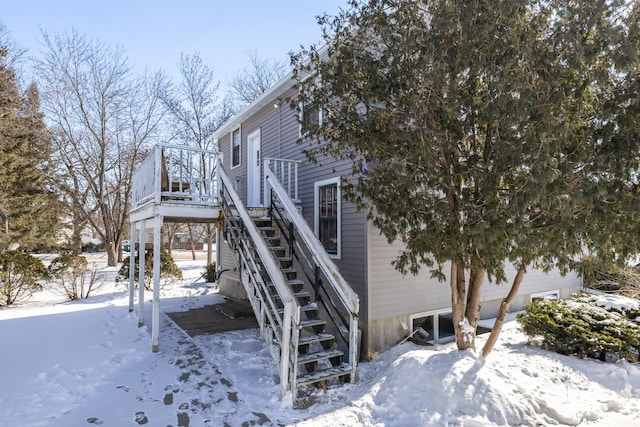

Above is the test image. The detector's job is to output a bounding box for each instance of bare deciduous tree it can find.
[161,52,234,264]
[229,49,289,106]
[34,30,167,266]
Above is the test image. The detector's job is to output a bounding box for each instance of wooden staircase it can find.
[217,159,359,402]
[252,217,352,390]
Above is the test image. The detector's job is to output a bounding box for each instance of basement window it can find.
[410,310,455,344]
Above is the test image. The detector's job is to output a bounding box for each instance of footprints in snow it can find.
[134,411,149,424]
[90,316,271,425]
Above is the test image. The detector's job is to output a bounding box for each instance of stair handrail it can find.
[265,169,359,317]
[217,160,300,398]
[264,164,360,381]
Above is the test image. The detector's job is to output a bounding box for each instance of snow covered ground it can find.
[1,251,639,426]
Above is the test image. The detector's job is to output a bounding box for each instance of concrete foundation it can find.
[218,274,247,301]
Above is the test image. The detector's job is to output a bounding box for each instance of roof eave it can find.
[212,72,296,140]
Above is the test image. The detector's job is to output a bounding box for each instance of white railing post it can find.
[294,162,299,201]
[264,158,272,207]
[154,146,162,205]
[280,298,293,399]
[349,315,359,382]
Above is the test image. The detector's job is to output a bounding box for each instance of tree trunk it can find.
[106,242,117,267]
[206,223,214,265]
[187,224,196,260]
[463,266,485,351]
[451,261,469,350]
[481,268,526,358]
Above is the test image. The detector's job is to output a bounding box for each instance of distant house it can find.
[211,72,582,359]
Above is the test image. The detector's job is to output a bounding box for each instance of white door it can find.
[247,129,261,206]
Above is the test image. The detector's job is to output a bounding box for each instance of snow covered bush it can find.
[0,250,47,305]
[47,253,103,300]
[517,293,640,362]
[118,247,183,290]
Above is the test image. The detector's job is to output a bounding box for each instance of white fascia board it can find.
[212,44,330,141]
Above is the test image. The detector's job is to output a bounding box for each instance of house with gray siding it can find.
[211,72,583,360]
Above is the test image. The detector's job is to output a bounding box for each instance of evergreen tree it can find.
[0,46,60,251]
[293,0,640,355]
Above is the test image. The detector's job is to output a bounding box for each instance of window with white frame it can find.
[314,178,340,258]
[410,310,455,344]
[301,97,321,135]
[531,290,559,302]
[231,127,241,168]
[299,76,322,136]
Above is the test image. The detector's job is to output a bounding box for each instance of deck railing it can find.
[264,158,300,203]
[132,144,220,210]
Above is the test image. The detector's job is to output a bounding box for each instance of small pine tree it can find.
[118,247,183,290]
[202,262,217,283]
[0,250,47,305]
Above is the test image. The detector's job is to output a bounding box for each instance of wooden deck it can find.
[167,300,258,337]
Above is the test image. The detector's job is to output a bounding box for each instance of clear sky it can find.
[2,0,347,84]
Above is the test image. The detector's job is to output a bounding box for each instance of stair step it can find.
[270,289,310,300]
[296,348,343,366]
[257,225,276,234]
[278,302,317,316]
[298,332,334,346]
[267,278,304,290]
[299,318,326,329]
[296,363,353,388]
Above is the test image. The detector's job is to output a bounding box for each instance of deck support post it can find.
[128,222,137,312]
[137,219,146,327]
[151,215,162,353]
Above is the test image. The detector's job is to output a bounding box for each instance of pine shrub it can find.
[517,293,640,362]
[202,262,217,283]
[118,247,183,290]
[0,250,47,305]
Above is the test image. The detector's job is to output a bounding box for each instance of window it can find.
[531,290,559,302]
[301,98,321,135]
[410,310,455,344]
[314,178,340,258]
[231,128,241,168]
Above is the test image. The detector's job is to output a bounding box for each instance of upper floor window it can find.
[314,177,340,258]
[301,97,321,135]
[231,127,241,168]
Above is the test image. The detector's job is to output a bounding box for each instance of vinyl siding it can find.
[367,222,583,321]
[367,224,452,322]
